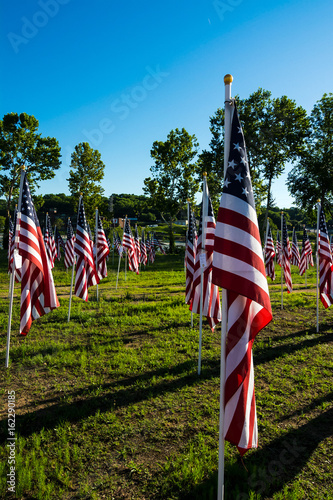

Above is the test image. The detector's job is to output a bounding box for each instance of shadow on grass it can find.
[179,405,333,500]
[0,358,221,443]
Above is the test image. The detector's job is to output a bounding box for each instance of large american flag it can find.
[140,229,147,265]
[74,198,99,300]
[190,180,221,330]
[282,215,292,293]
[122,218,139,274]
[64,218,75,270]
[291,227,300,268]
[95,214,110,280]
[318,205,333,308]
[264,222,275,281]
[185,204,197,305]
[212,104,272,455]
[17,171,60,335]
[299,227,313,276]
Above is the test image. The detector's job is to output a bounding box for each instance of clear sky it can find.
[1,0,332,209]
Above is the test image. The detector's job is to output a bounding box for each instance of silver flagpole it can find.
[316,201,320,332]
[68,195,81,322]
[218,73,233,500]
[6,167,25,367]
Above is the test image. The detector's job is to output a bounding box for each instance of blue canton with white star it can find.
[223,104,255,210]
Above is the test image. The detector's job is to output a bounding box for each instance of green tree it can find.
[143,128,199,252]
[0,112,61,248]
[67,142,105,220]
[287,93,333,218]
[198,90,309,230]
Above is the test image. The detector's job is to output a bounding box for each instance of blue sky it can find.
[1,0,333,209]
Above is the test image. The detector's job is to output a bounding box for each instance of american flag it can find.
[134,224,141,263]
[140,229,147,265]
[148,233,155,263]
[74,198,99,301]
[190,179,221,330]
[8,209,21,282]
[95,214,110,280]
[212,104,272,455]
[282,215,292,293]
[276,230,282,267]
[44,214,57,268]
[299,227,313,276]
[291,227,300,267]
[17,171,60,335]
[122,218,139,274]
[114,232,123,256]
[54,226,65,261]
[146,234,151,262]
[64,218,75,270]
[264,222,275,281]
[153,232,166,255]
[318,205,333,308]
[185,205,197,305]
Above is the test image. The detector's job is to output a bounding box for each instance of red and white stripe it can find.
[64,219,75,270]
[190,184,221,331]
[185,206,197,305]
[264,224,275,281]
[134,225,141,263]
[140,230,147,265]
[318,206,333,308]
[291,227,300,267]
[122,219,139,274]
[276,231,282,267]
[299,227,313,276]
[74,199,99,301]
[282,215,292,293]
[95,215,110,280]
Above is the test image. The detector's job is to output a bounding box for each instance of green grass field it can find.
[0,251,332,499]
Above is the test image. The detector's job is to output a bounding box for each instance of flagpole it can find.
[281,212,284,310]
[68,195,81,322]
[198,174,208,376]
[316,201,320,333]
[95,208,99,302]
[6,167,25,368]
[217,73,233,500]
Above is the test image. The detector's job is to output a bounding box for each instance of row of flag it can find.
[7,173,165,338]
[264,208,333,309]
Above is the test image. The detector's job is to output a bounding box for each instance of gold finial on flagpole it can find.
[203,172,207,177]
[224,74,233,85]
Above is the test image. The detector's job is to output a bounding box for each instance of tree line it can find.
[0,90,332,250]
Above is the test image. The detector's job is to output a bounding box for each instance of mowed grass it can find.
[0,251,332,499]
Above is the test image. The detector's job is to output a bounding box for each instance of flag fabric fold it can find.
[140,229,147,265]
[291,227,300,268]
[64,218,75,270]
[276,230,282,267]
[190,179,221,330]
[122,218,139,274]
[299,227,313,276]
[282,215,293,293]
[74,199,99,301]
[185,205,197,305]
[264,222,275,281]
[17,172,60,335]
[95,214,110,280]
[212,104,272,455]
[318,205,333,308]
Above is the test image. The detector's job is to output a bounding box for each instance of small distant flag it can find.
[282,215,292,293]
[54,226,65,261]
[291,227,300,268]
[95,214,110,280]
[264,222,275,281]
[64,218,75,270]
[122,218,139,274]
[140,229,147,265]
[276,230,282,267]
[299,227,313,276]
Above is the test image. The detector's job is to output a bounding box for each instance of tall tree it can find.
[287,93,333,218]
[67,142,105,220]
[198,89,309,229]
[143,128,199,252]
[0,112,61,216]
